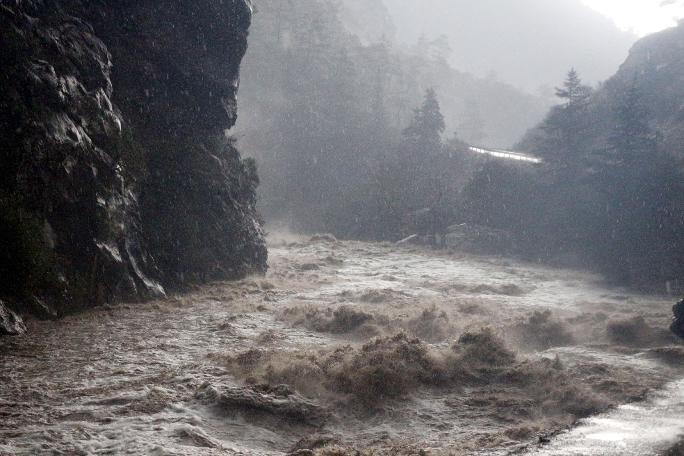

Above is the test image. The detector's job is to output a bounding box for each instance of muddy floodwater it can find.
[1,235,683,455]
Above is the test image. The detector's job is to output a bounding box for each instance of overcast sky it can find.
[381,0,640,92]
[582,0,684,35]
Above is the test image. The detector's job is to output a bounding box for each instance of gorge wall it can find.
[0,0,266,330]
[609,22,684,160]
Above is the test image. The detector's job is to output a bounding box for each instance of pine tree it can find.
[402,88,445,156]
[540,68,594,175]
[394,88,451,226]
[555,68,592,107]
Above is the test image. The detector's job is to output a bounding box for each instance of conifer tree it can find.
[394,88,452,227]
[540,68,594,175]
[555,68,592,107]
[402,88,445,156]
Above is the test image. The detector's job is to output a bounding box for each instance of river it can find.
[1,235,681,455]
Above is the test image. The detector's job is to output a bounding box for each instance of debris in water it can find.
[196,382,328,424]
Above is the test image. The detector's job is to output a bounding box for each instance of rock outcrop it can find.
[0,0,266,322]
[0,301,26,336]
[613,21,684,159]
[670,299,684,340]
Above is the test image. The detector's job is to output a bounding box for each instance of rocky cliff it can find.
[0,0,266,330]
[610,21,684,159]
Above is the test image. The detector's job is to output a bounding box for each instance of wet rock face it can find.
[0,1,164,311]
[0,0,265,317]
[0,301,26,336]
[72,0,253,137]
[613,23,684,159]
[75,0,266,284]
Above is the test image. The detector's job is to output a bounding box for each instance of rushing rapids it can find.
[1,235,682,455]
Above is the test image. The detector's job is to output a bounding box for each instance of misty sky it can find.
[583,0,684,35]
[339,0,684,93]
[381,0,639,92]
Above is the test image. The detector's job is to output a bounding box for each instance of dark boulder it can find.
[0,301,27,336]
[670,299,684,339]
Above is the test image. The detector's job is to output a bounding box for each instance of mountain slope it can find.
[613,22,684,158]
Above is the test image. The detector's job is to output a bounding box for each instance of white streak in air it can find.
[468,146,543,164]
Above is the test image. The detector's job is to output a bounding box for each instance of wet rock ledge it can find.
[0,0,266,324]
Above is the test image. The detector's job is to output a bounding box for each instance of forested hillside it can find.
[464,23,684,289]
[236,0,550,234]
